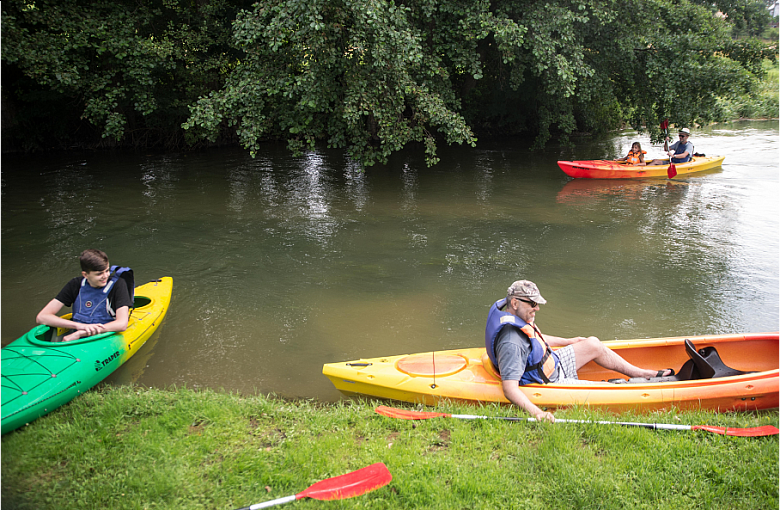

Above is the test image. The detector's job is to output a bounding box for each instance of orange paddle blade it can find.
[300,463,392,501]
[375,406,450,420]
[692,425,779,437]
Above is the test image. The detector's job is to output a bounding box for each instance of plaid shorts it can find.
[555,345,579,382]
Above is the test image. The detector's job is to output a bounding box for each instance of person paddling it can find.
[649,128,693,165]
[485,280,674,423]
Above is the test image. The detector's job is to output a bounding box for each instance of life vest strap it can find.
[526,348,554,384]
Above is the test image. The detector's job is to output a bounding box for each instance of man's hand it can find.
[533,409,555,423]
[502,380,556,423]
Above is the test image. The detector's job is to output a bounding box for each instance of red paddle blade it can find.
[375,406,450,420]
[667,163,677,178]
[300,463,392,501]
[692,425,780,437]
[660,118,669,130]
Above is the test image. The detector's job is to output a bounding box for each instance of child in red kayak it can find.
[36,249,132,342]
[614,142,647,166]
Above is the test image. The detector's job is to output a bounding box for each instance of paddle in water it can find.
[375,406,779,437]
[660,118,677,178]
[235,462,392,509]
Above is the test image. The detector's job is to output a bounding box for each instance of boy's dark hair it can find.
[79,249,109,272]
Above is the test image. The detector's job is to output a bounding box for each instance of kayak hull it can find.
[558,156,725,179]
[1,277,173,434]
[322,333,778,413]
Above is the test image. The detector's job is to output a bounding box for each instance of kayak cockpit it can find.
[31,295,155,344]
[609,339,754,384]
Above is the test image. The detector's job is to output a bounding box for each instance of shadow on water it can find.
[2,121,778,402]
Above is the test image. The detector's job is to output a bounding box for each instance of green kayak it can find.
[1,277,172,435]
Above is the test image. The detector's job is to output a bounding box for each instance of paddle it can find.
[235,462,392,509]
[661,118,677,178]
[375,406,779,438]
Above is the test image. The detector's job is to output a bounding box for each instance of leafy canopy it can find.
[2,0,776,163]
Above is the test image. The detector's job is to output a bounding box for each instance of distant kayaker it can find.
[614,142,647,166]
[485,280,674,423]
[648,127,693,165]
[36,249,132,342]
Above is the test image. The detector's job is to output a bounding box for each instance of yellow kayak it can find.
[323,333,778,413]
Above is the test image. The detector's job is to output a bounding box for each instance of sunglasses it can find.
[516,298,539,308]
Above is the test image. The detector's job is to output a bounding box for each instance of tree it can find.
[1,0,251,149]
[184,0,775,164]
[2,0,775,161]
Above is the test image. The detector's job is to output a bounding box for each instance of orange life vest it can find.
[625,150,647,165]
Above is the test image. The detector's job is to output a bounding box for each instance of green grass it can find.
[717,58,779,120]
[2,385,778,509]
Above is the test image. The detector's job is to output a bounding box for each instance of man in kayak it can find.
[485,280,674,423]
[36,249,132,342]
[648,127,694,165]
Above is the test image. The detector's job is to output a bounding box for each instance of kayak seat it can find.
[43,325,71,343]
[683,338,754,379]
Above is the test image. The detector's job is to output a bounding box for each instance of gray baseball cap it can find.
[507,280,547,304]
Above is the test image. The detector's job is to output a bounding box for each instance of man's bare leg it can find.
[570,337,671,378]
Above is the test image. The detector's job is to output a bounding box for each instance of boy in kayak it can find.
[485,280,674,423]
[648,127,693,165]
[36,249,132,342]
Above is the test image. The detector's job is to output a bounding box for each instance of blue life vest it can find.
[671,142,692,163]
[72,266,134,324]
[484,298,559,384]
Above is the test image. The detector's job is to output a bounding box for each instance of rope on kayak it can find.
[431,351,437,389]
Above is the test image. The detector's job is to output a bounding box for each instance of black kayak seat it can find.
[684,338,753,379]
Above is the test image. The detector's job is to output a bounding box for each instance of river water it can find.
[2,120,778,402]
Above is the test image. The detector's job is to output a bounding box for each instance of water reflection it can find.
[2,121,777,402]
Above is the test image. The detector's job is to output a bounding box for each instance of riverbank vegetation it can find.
[717,58,779,121]
[2,0,777,165]
[2,385,778,509]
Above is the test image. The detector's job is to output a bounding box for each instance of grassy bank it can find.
[717,58,780,120]
[2,386,778,510]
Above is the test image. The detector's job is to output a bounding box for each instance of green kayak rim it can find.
[25,324,118,347]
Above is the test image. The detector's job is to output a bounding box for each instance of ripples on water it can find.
[2,121,778,401]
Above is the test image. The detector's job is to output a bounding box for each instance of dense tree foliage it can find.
[2,0,776,165]
[2,0,254,150]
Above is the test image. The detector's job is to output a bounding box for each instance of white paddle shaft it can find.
[450,414,693,431]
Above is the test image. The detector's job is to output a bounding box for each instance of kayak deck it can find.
[323,333,778,413]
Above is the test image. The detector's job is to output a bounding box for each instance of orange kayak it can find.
[322,333,778,413]
[558,156,725,179]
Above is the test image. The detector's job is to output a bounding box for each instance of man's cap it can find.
[678,127,690,135]
[507,280,546,304]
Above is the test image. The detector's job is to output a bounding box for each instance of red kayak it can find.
[558,156,725,179]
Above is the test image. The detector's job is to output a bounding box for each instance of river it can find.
[2,120,777,402]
